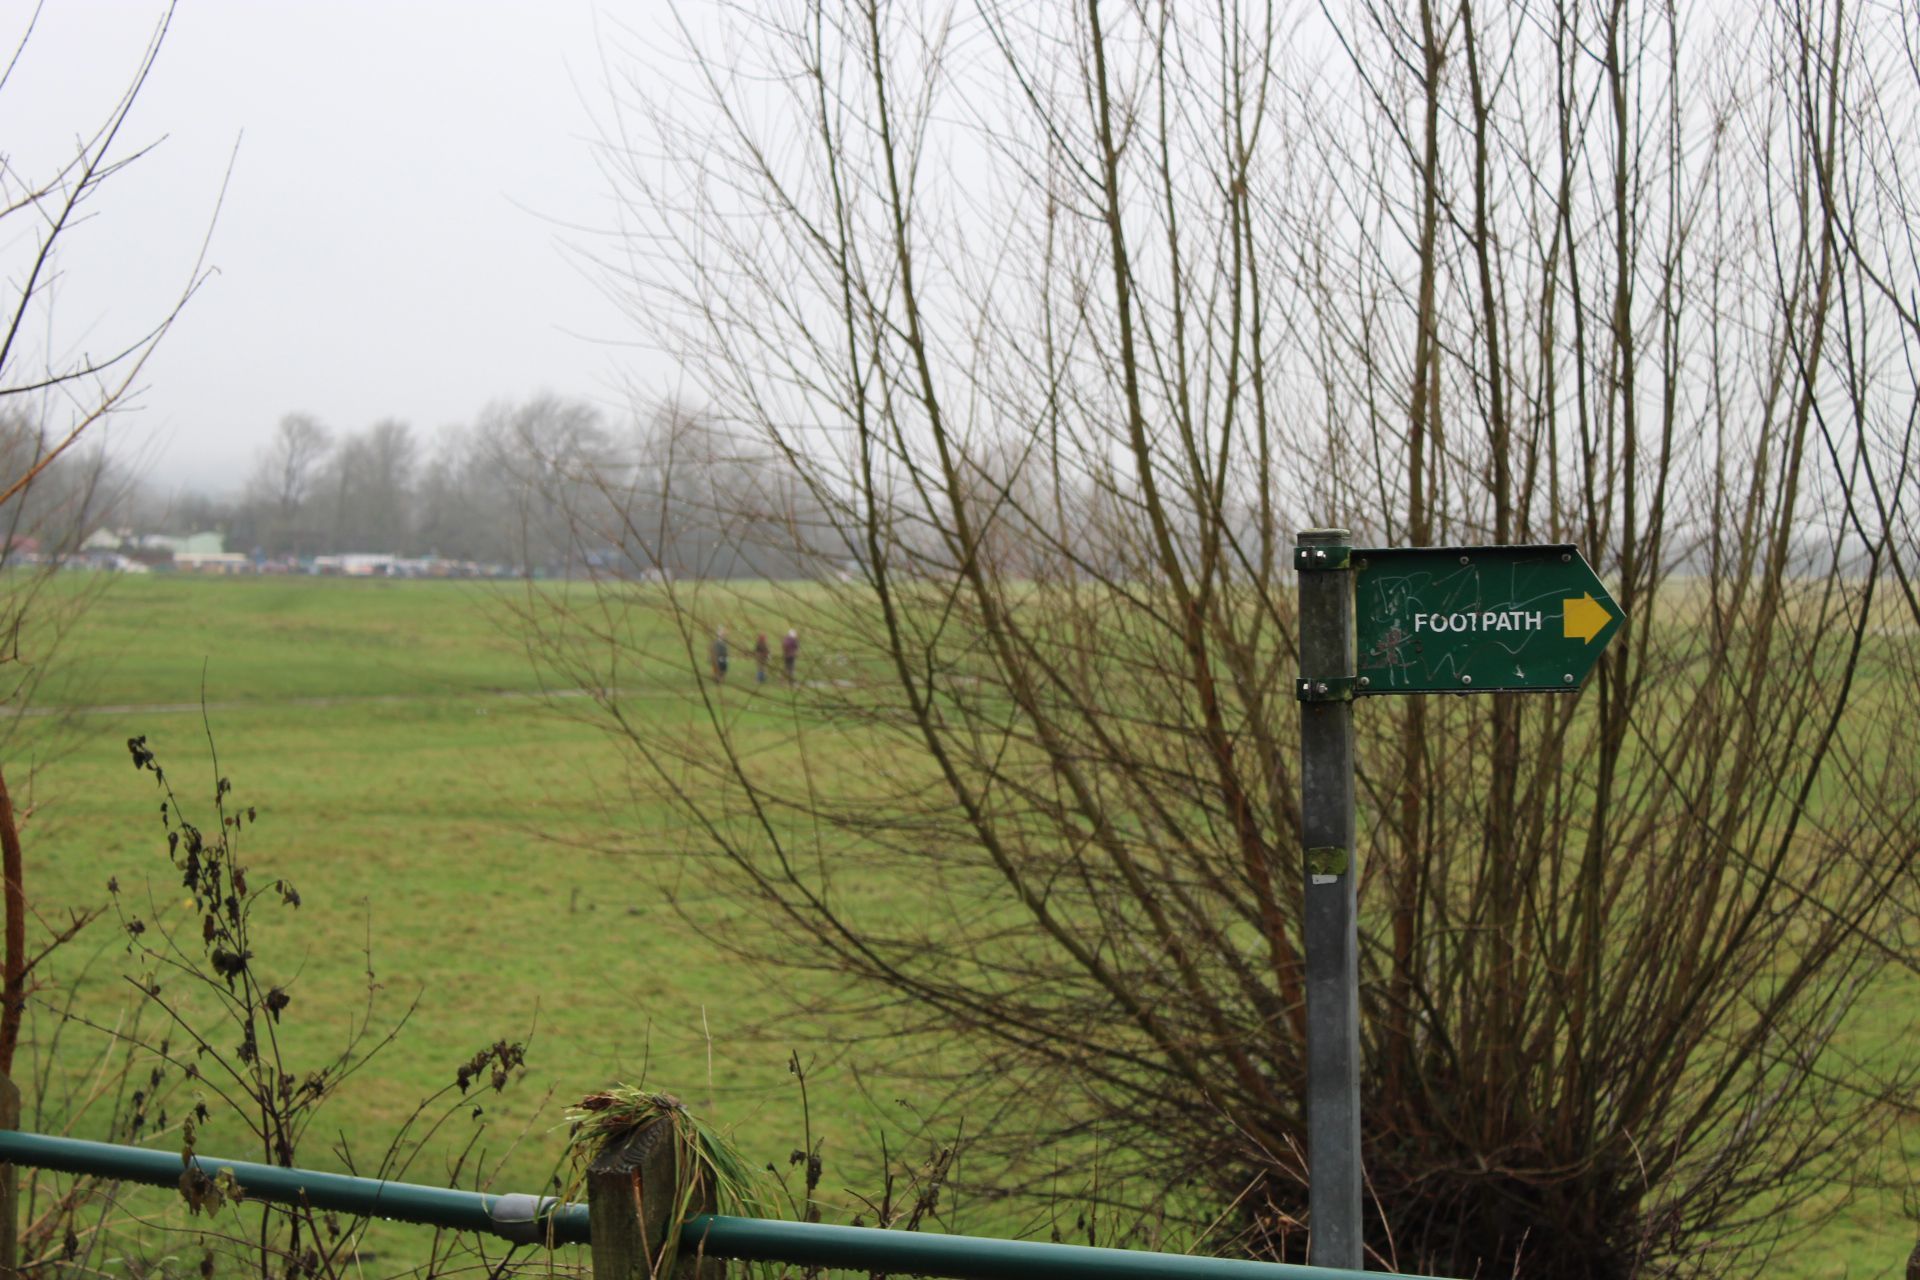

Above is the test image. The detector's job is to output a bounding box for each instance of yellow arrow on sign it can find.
[1563,593,1613,643]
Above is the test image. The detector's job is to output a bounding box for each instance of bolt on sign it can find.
[1349,544,1622,694]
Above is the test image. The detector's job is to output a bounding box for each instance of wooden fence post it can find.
[0,1072,19,1280]
[587,1118,722,1280]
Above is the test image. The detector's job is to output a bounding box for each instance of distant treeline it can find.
[5,399,1898,580]
[8,397,835,579]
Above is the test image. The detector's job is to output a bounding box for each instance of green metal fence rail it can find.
[682,1215,1379,1280]
[0,1129,1398,1280]
[0,1130,587,1245]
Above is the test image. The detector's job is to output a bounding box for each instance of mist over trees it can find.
[246,413,331,556]
[111,394,825,577]
[0,416,127,560]
[188,399,602,567]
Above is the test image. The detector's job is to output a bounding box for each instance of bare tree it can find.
[413,394,617,570]
[0,3,213,508]
[247,413,333,555]
[322,419,417,554]
[0,0,216,704]
[0,0,219,1232]
[478,393,614,574]
[1801,0,1920,627]
[536,2,1920,1276]
[257,414,333,512]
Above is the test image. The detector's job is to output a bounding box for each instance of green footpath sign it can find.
[1349,544,1622,694]
[1289,532,1623,1266]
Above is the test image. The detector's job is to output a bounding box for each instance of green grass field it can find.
[8,575,942,1273]
[4,574,1915,1277]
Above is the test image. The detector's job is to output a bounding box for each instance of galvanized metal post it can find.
[588,1118,723,1280]
[1296,528,1363,1269]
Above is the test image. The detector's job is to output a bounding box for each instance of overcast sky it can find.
[6,1,666,495]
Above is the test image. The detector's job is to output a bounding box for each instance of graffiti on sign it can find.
[1352,545,1621,694]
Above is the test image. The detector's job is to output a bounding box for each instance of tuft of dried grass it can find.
[562,1086,769,1275]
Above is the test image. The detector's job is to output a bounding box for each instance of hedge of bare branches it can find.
[528,2,1920,1275]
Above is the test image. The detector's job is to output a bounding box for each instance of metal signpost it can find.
[1296,531,1362,1270]
[1293,534,1621,1269]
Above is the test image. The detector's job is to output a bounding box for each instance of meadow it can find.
[8,575,946,1272]
[3,574,1914,1277]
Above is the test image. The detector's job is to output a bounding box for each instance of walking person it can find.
[711,626,730,683]
[781,628,800,683]
[752,633,771,684]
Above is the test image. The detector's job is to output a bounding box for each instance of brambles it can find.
[455,1040,527,1095]
[77,731,544,1277]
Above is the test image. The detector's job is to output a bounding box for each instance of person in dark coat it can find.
[781,628,799,682]
[752,633,771,683]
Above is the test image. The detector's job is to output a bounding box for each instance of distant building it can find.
[312,554,397,577]
[127,530,225,557]
[177,531,226,555]
[97,553,150,574]
[174,552,250,575]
